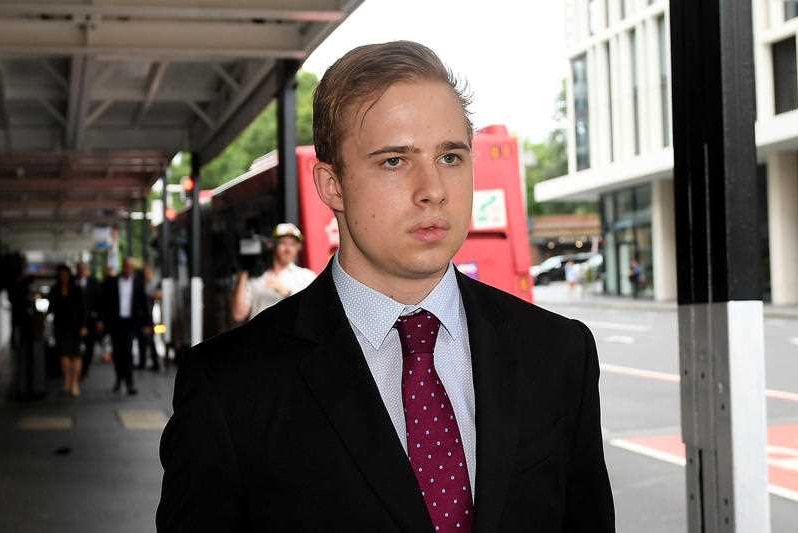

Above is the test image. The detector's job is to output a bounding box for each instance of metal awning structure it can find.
[0,0,362,251]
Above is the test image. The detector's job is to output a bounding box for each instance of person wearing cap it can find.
[231,222,316,321]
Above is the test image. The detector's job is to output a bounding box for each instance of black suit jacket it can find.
[157,265,614,532]
[101,274,149,328]
[77,276,102,327]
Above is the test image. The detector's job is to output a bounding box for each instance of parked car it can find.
[530,252,596,285]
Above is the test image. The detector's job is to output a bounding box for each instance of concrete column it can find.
[652,178,677,301]
[767,151,798,305]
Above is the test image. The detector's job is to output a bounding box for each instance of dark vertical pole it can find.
[141,196,149,264]
[670,0,769,531]
[190,153,201,281]
[161,176,170,280]
[277,60,300,225]
[160,174,173,350]
[189,152,202,346]
[126,203,133,259]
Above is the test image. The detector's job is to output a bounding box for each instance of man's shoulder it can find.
[186,293,307,372]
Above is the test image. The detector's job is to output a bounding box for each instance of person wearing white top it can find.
[231,223,316,321]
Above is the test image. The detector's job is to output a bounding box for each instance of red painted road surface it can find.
[611,424,798,501]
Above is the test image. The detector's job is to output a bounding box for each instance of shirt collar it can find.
[331,253,464,350]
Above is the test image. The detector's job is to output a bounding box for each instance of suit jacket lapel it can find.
[295,266,433,531]
[457,273,520,533]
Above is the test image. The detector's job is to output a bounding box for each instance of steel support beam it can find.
[125,204,133,259]
[277,60,300,225]
[670,0,770,531]
[0,63,13,149]
[160,173,173,347]
[0,177,145,191]
[197,59,275,161]
[141,196,149,263]
[0,19,306,60]
[189,152,203,346]
[134,61,169,128]
[0,198,128,210]
[0,2,345,23]
[65,57,92,149]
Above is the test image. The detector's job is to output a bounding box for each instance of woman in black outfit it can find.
[49,265,86,397]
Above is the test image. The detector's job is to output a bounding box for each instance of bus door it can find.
[453,125,533,303]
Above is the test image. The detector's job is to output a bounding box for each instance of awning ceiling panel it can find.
[0,0,362,243]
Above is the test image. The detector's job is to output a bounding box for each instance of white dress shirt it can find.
[118,276,133,319]
[331,254,477,496]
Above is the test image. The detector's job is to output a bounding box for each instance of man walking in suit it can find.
[75,262,102,380]
[158,41,614,532]
[101,258,148,395]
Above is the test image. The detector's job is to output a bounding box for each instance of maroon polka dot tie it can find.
[396,310,474,533]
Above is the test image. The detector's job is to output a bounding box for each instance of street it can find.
[536,283,798,532]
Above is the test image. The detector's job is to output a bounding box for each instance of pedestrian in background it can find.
[135,263,160,372]
[231,222,316,321]
[101,258,148,395]
[75,261,102,380]
[48,264,86,397]
[565,259,579,293]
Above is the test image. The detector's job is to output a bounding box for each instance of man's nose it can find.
[412,163,446,206]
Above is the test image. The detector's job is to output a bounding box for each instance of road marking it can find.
[117,409,168,430]
[604,335,636,345]
[599,363,798,402]
[587,321,652,333]
[18,416,73,430]
[609,438,685,466]
[600,363,680,383]
[609,425,798,503]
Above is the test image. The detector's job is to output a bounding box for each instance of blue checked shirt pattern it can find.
[332,254,477,496]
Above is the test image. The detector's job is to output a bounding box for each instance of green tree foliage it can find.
[167,70,319,190]
[525,82,596,216]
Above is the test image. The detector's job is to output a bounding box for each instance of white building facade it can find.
[537,0,798,303]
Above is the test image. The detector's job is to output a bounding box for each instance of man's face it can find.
[122,259,134,278]
[329,80,473,282]
[274,236,301,266]
[78,263,90,278]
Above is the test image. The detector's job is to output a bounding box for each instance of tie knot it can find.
[395,309,441,357]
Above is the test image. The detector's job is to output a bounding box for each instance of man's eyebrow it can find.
[367,145,420,157]
[437,141,471,152]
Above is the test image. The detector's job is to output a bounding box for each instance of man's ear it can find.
[312,161,344,212]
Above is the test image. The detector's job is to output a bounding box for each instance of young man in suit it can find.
[157,41,614,532]
[101,257,148,395]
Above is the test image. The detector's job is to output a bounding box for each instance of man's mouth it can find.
[409,219,451,243]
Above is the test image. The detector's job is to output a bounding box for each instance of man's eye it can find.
[440,153,462,166]
[381,157,402,169]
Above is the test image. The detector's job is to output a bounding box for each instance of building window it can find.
[588,0,601,35]
[620,0,626,20]
[572,54,591,170]
[657,15,671,147]
[601,184,654,298]
[606,41,615,161]
[772,37,797,115]
[630,28,641,155]
[786,0,798,21]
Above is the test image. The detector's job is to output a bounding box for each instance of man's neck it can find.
[337,250,447,305]
[272,261,290,274]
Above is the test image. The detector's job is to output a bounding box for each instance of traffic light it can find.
[181,175,195,193]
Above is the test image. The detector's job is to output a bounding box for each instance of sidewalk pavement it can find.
[0,350,175,532]
[534,282,798,320]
